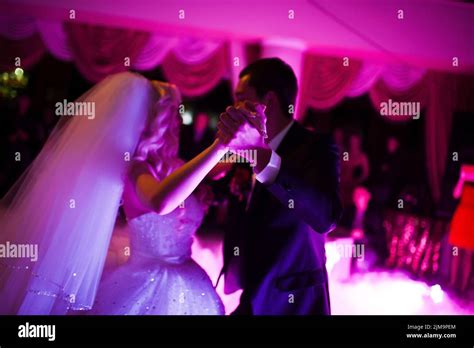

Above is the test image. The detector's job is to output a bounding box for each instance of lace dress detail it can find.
[90,195,224,315]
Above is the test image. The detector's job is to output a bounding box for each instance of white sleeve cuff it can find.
[255,150,281,185]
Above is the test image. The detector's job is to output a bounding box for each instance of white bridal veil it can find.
[0,72,161,314]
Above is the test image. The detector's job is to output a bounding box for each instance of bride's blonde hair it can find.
[133,81,183,180]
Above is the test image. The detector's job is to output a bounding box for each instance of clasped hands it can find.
[216,101,268,153]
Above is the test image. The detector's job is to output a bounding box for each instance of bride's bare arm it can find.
[134,138,226,215]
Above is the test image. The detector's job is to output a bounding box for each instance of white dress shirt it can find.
[255,120,294,184]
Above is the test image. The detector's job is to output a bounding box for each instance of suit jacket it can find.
[223,122,342,315]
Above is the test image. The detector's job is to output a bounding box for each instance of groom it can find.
[216,58,342,315]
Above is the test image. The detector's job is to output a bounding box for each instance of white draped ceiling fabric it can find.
[0,15,228,96]
[1,13,473,203]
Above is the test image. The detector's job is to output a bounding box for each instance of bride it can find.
[0,71,257,315]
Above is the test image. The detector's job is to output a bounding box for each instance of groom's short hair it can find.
[239,57,297,118]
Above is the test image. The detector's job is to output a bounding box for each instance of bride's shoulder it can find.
[105,71,149,86]
[127,160,157,182]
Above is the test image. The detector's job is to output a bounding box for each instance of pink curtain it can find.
[0,15,37,40]
[0,14,46,70]
[162,42,230,97]
[368,76,428,123]
[172,37,223,65]
[424,72,457,203]
[298,52,429,118]
[298,53,361,115]
[132,34,178,70]
[381,64,427,91]
[0,15,230,91]
[36,20,73,61]
[64,23,151,82]
[0,33,46,71]
[346,62,384,97]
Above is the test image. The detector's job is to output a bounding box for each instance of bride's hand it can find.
[216,101,268,151]
[235,100,267,139]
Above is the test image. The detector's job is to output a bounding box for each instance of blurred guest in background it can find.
[340,132,370,229]
[448,164,474,295]
[363,136,403,266]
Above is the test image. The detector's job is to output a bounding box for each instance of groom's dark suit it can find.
[222,121,342,315]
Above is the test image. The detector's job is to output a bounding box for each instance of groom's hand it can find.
[217,101,268,152]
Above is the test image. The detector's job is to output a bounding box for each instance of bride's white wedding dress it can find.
[91,195,224,315]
